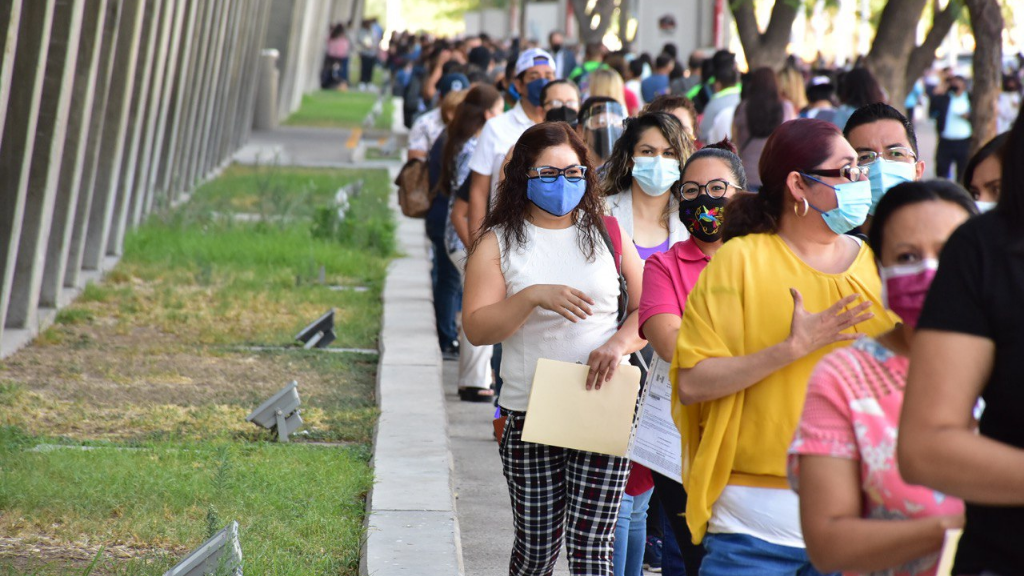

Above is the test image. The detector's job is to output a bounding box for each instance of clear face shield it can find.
[579,101,626,164]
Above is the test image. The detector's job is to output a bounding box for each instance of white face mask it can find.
[632,156,680,196]
[976,200,997,213]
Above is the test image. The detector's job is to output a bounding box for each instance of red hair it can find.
[723,118,842,240]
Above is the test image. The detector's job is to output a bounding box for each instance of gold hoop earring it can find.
[793,198,810,217]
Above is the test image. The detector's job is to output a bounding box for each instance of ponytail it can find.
[723,191,779,241]
[723,118,840,241]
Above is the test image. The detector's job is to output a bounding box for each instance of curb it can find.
[360,175,464,576]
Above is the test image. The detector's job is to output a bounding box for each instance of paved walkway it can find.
[444,358,574,576]
[241,101,951,576]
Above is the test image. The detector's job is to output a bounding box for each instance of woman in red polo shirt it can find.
[637,140,747,575]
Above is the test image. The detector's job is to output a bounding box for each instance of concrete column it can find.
[81,0,144,271]
[174,0,217,196]
[64,0,121,289]
[274,0,306,121]
[129,0,178,228]
[156,0,200,203]
[222,3,260,149]
[199,0,237,177]
[244,0,275,143]
[6,0,85,330]
[0,1,54,344]
[140,0,188,218]
[107,0,159,257]
[291,0,319,113]
[211,2,246,169]
[40,0,110,308]
[0,0,24,145]
[240,1,275,144]
[191,0,231,184]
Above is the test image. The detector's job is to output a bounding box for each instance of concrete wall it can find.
[266,0,341,121]
[0,0,341,358]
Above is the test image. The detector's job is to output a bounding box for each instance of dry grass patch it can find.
[0,165,391,575]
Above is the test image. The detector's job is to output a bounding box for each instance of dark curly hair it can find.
[475,122,608,260]
[600,112,694,198]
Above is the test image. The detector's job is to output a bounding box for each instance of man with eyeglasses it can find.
[842,103,925,233]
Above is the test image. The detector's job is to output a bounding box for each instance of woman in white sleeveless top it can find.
[463,122,646,575]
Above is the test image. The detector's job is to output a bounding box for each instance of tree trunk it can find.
[866,0,960,108]
[865,0,926,108]
[568,0,615,46]
[618,0,636,53]
[964,0,1003,155]
[729,0,798,71]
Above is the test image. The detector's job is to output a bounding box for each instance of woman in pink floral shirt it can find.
[788,181,977,576]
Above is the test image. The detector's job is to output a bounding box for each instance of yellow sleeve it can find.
[669,242,747,378]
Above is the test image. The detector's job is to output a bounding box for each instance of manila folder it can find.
[521,358,641,457]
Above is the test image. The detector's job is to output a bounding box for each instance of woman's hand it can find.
[528,284,594,323]
[785,289,874,359]
[585,340,627,390]
[934,514,965,532]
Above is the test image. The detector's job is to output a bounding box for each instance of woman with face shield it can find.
[600,111,694,576]
[578,97,627,166]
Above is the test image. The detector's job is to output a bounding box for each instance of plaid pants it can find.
[499,410,630,576]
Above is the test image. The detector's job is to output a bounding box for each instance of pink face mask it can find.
[880,259,939,329]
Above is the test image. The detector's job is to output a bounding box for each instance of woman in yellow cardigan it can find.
[669,119,897,575]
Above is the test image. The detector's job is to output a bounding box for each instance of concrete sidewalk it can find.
[444,359,574,575]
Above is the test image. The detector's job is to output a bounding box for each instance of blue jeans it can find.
[613,487,653,576]
[427,224,460,348]
[661,508,687,575]
[699,533,836,576]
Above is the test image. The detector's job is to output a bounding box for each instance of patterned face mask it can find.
[679,194,727,242]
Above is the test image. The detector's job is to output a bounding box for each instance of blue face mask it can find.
[801,174,873,235]
[867,159,916,215]
[631,156,680,196]
[507,83,521,102]
[526,78,550,107]
[526,175,587,217]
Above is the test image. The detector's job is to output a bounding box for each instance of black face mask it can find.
[545,107,578,126]
[551,43,563,53]
[679,195,728,242]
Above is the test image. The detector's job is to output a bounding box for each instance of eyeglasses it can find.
[527,165,587,183]
[679,179,739,200]
[544,99,580,111]
[855,147,917,165]
[804,164,869,182]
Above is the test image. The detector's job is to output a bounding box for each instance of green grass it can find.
[0,429,372,575]
[374,97,393,131]
[0,165,394,575]
[284,91,377,129]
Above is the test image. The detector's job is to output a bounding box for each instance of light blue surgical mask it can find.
[976,200,997,213]
[526,175,587,217]
[867,159,916,214]
[632,156,680,196]
[801,174,873,235]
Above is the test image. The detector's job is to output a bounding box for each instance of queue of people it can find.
[379,30,1024,576]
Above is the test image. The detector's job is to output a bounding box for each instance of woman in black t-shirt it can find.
[898,112,1024,575]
